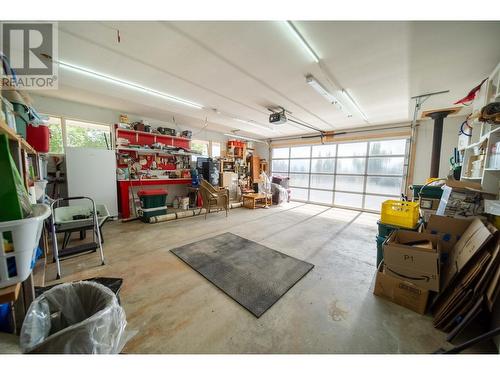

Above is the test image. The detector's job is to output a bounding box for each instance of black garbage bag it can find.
[20,281,128,354]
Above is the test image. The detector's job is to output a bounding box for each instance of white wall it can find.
[412,115,464,184]
[30,94,229,145]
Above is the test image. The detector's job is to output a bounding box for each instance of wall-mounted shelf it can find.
[116,127,191,142]
[116,146,195,156]
[0,120,37,154]
[458,62,500,195]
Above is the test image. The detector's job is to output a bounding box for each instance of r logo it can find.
[2,23,53,75]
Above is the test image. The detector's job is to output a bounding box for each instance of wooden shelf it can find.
[0,120,37,154]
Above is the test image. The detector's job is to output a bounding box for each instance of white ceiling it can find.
[36,21,500,139]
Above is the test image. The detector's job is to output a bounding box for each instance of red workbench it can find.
[117,178,192,219]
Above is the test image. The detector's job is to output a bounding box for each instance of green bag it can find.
[0,134,33,221]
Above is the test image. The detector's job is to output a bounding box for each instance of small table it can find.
[242,193,272,209]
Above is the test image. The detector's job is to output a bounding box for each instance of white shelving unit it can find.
[459,62,500,195]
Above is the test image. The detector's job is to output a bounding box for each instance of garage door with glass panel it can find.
[270,139,407,212]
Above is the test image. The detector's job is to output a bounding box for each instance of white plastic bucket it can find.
[0,204,51,288]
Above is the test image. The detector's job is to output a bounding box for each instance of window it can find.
[65,119,111,149]
[42,115,112,154]
[47,116,64,154]
[270,138,408,212]
[211,142,221,158]
[191,139,209,161]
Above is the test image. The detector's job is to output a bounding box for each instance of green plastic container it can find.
[11,102,29,139]
[0,134,32,221]
[376,235,386,268]
[410,184,443,200]
[377,219,422,238]
[137,189,167,222]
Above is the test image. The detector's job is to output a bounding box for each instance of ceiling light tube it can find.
[223,133,267,143]
[285,21,319,63]
[341,90,369,122]
[58,60,204,109]
[306,74,351,116]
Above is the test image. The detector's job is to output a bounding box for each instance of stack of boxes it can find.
[374,214,493,315]
[375,200,421,268]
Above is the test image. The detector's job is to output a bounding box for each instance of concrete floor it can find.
[42,203,494,354]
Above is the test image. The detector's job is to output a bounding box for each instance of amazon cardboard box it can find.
[373,261,429,315]
[383,230,442,292]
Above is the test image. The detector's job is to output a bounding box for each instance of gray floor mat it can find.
[170,232,314,317]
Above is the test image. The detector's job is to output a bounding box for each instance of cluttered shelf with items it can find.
[112,116,277,220]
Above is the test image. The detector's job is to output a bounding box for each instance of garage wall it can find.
[412,115,464,184]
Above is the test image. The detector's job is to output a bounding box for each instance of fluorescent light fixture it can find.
[306,74,350,116]
[223,133,267,143]
[58,60,204,110]
[341,89,369,122]
[285,21,319,63]
[306,74,369,122]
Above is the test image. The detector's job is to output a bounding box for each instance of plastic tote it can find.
[0,204,51,288]
[20,281,128,354]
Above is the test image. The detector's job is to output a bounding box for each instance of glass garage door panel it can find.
[334,192,363,208]
[290,146,311,158]
[335,175,364,192]
[290,159,310,173]
[337,142,367,157]
[311,158,335,173]
[290,188,308,201]
[289,173,309,188]
[271,138,408,212]
[337,158,366,174]
[366,176,403,195]
[367,157,404,175]
[309,190,333,204]
[272,159,289,173]
[310,174,334,189]
[364,195,398,211]
[272,148,290,159]
[312,144,336,157]
[369,139,406,156]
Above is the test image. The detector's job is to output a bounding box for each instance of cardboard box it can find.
[373,262,429,315]
[383,230,441,292]
[436,179,496,218]
[424,215,473,254]
[440,217,493,289]
[220,172,237,188]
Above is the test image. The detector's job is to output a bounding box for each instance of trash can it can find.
[20,281,128,354]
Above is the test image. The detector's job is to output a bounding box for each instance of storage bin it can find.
[375,235,385,268]
[11,102,29,138]
[137,189,167,222]
[410,184,443,200]
[0,204,51,288]
[380,200,420,229]
[376,219,421,237]
[26,123,50,153]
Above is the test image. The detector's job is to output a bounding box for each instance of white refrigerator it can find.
[65,147,118,217]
